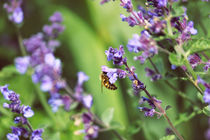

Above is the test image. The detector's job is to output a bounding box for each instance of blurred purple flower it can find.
[84,125,99,140]
[127,31,158,64]
[145,67,162,81]
[49,12,63,23]
[48,94,63,112]
[4,0,24,24]
[15,56,30,74]
[82,95,93,109]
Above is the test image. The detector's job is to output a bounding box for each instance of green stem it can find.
[34,84,57,123]
[174,44,203,94]
[163,113,184,140]
[184,71,203,95]
[166,14,173,37]
[16,28,27,56]
[143,89,184,140]
[26,120,34,132]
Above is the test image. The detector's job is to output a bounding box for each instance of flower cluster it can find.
[138,96,162,117]
[127,31,158,64]
[0,85,44,140]
[101,65,127,84]
[74,112,99,140]
[14,12,69,112]
[3,0,24,24]
[145,67,162,81]
[74,72,93,109]
[187,53,201,69]
[105,45,127,66]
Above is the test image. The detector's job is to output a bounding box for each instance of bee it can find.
[100,72,117,92]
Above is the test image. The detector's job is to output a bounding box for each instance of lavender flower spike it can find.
[105,45,127,66]
[3,0,24,24]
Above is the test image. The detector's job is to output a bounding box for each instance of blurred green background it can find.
[0,0,209,140]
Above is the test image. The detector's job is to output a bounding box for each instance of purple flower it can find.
[31,129,44,140]
[148,19,166,34]
[47,40,60,51]
[101,66,127,84]
[49,12,63,23]
[14,116,27,124]
[82,112,93,124]
[197,77,210,104]
[139,96,161,117]
[145,67,162,81]
[100,0,111,4]
[22,106,34,118]
[3,0,24,24]
[40,76,53,92]
[62,95,72,111]
[43,23,65,39]
[127,31,158,64]
[84,125,99,140]
[0,84,10,100]
[82,95,93,109]
[138,107,155,117]
[23,33,46,53]
[105,45,126,66]
[7,133,19,140]
[171,65,177,70]
[120,11,145,27]
[120,0,133,12]
[203,88,210,104]
[176,18,197,44]
[15,56,30,74]
[204,61,210,72]
[187,53,201,69]
[77,72,89,85]
[1,85,43,139]
[11,127,22,136]
[147,0,168,8]
[132,79,145,96]
[48,94,63,112]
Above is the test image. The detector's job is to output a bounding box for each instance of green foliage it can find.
[203,106,210,117]
[169,53,184,66]
[184,38,210,55]
[159,135,176,140]
[101,107,115,126]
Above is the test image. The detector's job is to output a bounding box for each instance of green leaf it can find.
[0,65,19,79]
[110,121,125,130]
[159,135,176,140]
[197,92,204,103]
[184,38,210,55]
[169,53,184,66]
[203,106,210,117]
[0,65,35,106]
[101,108,114,126]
